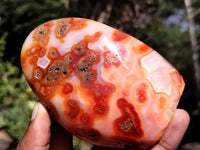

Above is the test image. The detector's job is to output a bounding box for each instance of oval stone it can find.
[21,18,185,149]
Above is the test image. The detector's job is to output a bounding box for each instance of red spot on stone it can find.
[136,83,148,103]
[35,46,46,57]
[63,83,73,94]
[80,113,90,125]
[33,21,53,45]
[73,50,100,87]
[93,104,107,115]
[112,30,128,41]
[28,56,38,65]
[85,31,103,43]
[117,98,127,108]
[113,98,143,138]
[63,53,73,64]
[33,68,43,80]
[71,40,87,56]
[66,99,79,119]
[55,18,72,39]
[138,44,151,54]
[73,19,88,30]
[47,47,60,59]
[92,83,116,99]
[44,60,67,84]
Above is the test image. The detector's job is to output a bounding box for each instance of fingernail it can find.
[31,102,39,121]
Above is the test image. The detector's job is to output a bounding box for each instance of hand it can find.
[17,101,190,150]
[151,109,190,150]
[17,101,73,150]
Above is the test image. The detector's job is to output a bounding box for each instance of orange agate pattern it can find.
[21,18,185,149]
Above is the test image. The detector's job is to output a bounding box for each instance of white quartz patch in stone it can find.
[141,51,174,95]
[37,56,50,69]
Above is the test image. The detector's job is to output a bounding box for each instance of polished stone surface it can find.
[21,18,185,149]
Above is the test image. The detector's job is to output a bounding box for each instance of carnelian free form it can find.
[21,18,185,149]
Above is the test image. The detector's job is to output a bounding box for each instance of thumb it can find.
[17,101,51,150]
[152,109,190,150]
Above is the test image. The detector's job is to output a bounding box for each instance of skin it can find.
[17,101,190,150]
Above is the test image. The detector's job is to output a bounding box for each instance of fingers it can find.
[17,101,189,150]
[17,101,74,150]
[152,109,190,150]
[50,118,73,150]
[17,102,51,150]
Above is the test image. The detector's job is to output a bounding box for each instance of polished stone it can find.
[21,18,185,149]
